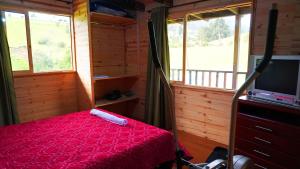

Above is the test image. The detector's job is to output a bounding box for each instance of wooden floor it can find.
[178,130,227,164]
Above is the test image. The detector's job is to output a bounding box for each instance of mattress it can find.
[0,110,175,169]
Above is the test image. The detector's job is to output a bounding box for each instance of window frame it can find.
[169,6,252,91]
[1,7,75,76]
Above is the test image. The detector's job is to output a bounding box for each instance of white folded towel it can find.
[90,109,128,126]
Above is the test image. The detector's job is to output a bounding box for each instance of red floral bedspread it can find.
[0,110,175,169]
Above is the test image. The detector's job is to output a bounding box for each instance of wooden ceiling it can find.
[137,0,172,5]
[58,0,174,6]
[58,0,72,2]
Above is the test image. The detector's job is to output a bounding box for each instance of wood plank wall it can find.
[252,0,300,55]
[14,73,78,123]
[169,0,251,18]
[174,85,233,144]
[125,12,149,120]
[0,0,72,14]
[92,24,126,76]
[73,0,94,110]
[125,23,140,76]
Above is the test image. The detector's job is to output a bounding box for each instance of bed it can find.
[0,109,176,169]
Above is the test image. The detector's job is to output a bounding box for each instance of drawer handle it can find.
[254,163,268,169]
[253,149,271,157]
[254,137,271,144]
[255,125,273,132]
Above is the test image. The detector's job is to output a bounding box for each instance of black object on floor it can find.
[205,147,228,163]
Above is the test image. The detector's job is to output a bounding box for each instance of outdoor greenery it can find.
[196,18,231,46]
[5,12,72,72]
[167,14,251,88]
[5,12,29,71]
[168,15,250,71]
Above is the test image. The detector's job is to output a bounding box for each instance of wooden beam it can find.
[182,15,187,85]
[190,13,203,20]
[154,0,173,7]
[228,7,239,15]
[232,12,240,90]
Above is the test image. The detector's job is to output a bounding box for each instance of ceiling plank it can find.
[154,0,173,7]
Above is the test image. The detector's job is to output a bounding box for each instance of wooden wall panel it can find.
[169,0,251,19]
[252,0,300,55]
[174,85,234,144]
[92,24,126,76]
[125,24,139,75]
[125,11,149,120]
[14,73,78,123]
[73,0,94,110]
[0,0,72,14]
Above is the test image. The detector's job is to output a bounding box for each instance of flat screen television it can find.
[249,55,300,108]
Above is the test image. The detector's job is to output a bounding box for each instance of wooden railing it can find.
[171,68,247,89]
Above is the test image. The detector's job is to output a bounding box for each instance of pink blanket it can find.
[0,110,175,169]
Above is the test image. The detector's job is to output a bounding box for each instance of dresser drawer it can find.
[235,138,300,168]
[235,149,284,169]
[236,125,300,157]
[237,113,300,139]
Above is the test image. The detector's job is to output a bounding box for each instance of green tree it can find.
[197,18,231,46]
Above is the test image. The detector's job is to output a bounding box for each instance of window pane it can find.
[238,14,251,72]
[236,14,251,88]
[237,73,247,89]
[168,20,183,81]
[186,15,235,88]
[5,12,30,71]
[29,12,72,72]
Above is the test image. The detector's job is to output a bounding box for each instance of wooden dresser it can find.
[236,96,300,169]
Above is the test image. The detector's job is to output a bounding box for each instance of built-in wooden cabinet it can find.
[236,96,300,169]
[73,0,139,115]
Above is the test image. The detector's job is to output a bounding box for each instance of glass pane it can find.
[226,73,233,89]
[5,12,30,71]
[168,21,183,81]
[238,14,251,72]
[237,73,247,89]
[29,12,72,72]
[186,15,235,87]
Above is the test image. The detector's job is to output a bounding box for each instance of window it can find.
[167,8,251,90]
[3,11,73,74]
[237,14,251,88]
[168,19,184,81]
[4,12,30,71]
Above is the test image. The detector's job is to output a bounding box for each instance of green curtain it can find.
[145,7,172,130]
[0,12,19,126]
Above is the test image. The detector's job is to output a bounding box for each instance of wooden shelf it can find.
[90,12,136,26]
[95,96,139,107]
[94,74,138,82]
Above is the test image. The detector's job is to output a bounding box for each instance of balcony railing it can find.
[171,68,247,89]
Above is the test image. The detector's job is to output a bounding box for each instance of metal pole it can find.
[227,4,278,169]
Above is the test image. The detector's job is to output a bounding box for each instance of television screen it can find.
[255,59,299,95]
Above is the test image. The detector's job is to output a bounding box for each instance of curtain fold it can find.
[145,7,172,130]
[0,12,19,126]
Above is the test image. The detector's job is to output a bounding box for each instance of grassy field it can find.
[170,33,249,71]
[5,12,72,72]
